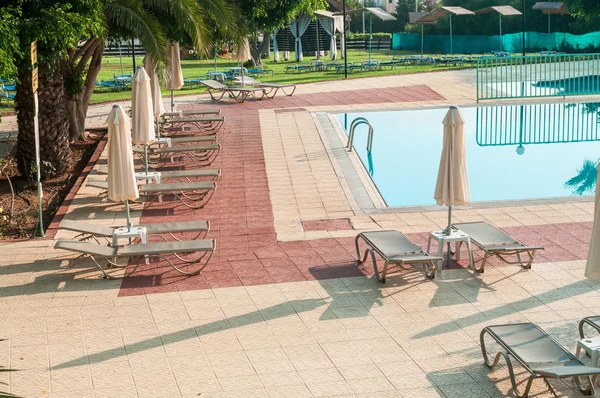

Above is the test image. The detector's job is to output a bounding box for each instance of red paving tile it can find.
[118,85,593,296]
[302,218,354,231]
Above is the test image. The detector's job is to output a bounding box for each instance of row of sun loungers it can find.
[357,221,543,282]
[55,110,225,278]
[200,80,296,103]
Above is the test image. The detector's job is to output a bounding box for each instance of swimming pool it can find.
[335,102,600,207]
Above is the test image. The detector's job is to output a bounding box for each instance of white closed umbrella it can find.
[166,41,184,112]
[143,55,164,138]
[585,163,600,279]
[132,66,155,176]
[233,38,251,87]
[434,106,471,265]
[107,104,139,230]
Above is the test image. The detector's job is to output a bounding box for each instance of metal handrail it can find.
[346,117,374,152]
[476,53,600,102]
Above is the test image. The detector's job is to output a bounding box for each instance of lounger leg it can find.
[477,252,489,273]
[573,375,596,396]
[89,255,113,279]
[364,248,385,283]
[481,327,536,398]
[355,234,364,262]
[523,249,535,269]
[465,237,475,272]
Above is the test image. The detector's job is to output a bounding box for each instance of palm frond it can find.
[104,0,166,64]
[565,158,599,195]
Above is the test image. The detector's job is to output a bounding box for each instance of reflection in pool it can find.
[336,102,600,207]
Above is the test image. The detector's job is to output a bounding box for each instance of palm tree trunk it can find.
[66,38,104,141]
[16,62,71,180]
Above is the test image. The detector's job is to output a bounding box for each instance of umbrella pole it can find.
[125,200,132,231]
[170,90,174,112]
[144,145,149,175]
[446,205,453,266]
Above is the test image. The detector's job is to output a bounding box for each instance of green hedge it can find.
[347,33,392,40]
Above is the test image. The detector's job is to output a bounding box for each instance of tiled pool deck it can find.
[2,70,600,397]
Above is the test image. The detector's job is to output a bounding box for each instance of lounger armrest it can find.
[144,220,209,234]
[55,240,118,257]
[531,362,600,378]
[485,244,544,252]
[387,253,444,263]
[59,220,115,237]
[121,240,214,256]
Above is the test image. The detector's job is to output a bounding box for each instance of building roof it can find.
[532,2,570,14]
[417,6,475,24]
[475,6,522,16]
[409,12,437,25]
[325,0,354,13]
[333,7,396,21]
[365,7,396,21]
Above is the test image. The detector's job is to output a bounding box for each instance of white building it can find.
[371,0,397,14]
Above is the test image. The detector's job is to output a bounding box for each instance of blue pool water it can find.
[336,102,600,207]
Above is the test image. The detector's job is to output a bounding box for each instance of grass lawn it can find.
[91,49,473,104]
[0,49,473,112]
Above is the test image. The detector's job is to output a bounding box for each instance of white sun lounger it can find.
[55,239,215,279]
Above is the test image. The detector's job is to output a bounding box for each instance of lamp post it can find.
[343,0,348,79]
[522,0,526,56]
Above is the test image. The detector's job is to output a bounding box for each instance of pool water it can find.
[336,102,600,207]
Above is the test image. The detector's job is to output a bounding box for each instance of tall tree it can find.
[66,0,242,141]
[236,0,327,64]
[10,0,103,179]
[0,7,20,80]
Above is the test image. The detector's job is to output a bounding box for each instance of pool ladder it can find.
[346,117,374,152]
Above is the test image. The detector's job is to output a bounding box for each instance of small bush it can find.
[347,32,392,40]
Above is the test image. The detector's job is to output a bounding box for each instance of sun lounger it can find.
[247,67,274,78]
[355,231,442,282]
[162,109,221,118]
[87,180,216,209]
[133,143,220,166]
[55,239,215,279]
[579,316,600,338]
[481,323,600,397]
[95,80,128,91]
[60,219,210,244]
[285,63,312,73]
[453,222,544,273]
[159,116,224,134]
[233,76,259,87]
[92,166,221,182]
[200,80,264,103]
[258,83,297,98]
[141,136,217,148]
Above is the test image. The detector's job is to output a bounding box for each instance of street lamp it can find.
[522,0,525,56]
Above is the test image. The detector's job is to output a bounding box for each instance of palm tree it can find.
[66,0,244,140]
[13,0,104,179]
[565,159,598,195]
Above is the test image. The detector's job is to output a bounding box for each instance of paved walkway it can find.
[1,69,600,397]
